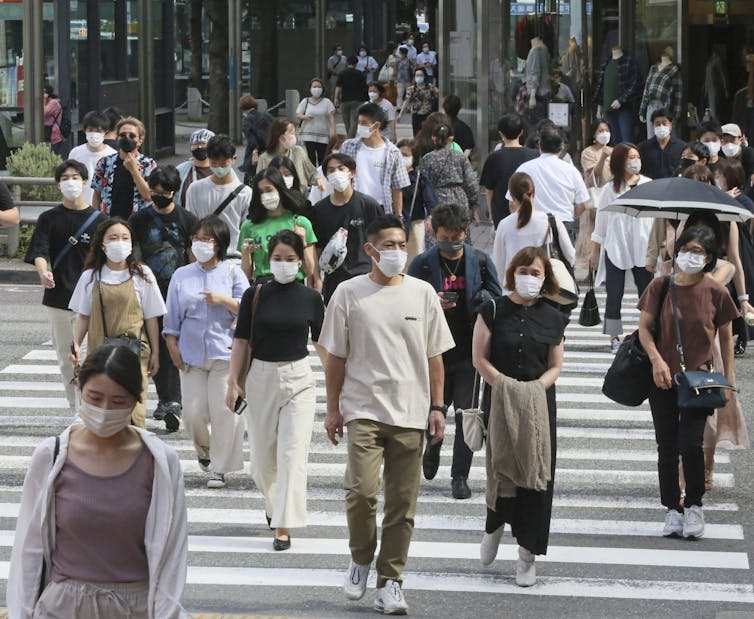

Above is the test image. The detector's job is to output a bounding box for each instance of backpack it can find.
[54,101,72,139]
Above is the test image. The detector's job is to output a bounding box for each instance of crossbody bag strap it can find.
[213,184,244,217]
[52,210,101,271]
[669,277,687,371]
[97,274,110,339]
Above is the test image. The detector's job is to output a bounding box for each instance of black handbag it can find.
[669,279,736,411]
[578,268,601,327]
[601,276,670,406]
[98,279,143,357]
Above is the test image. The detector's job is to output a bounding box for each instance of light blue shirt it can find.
[163,260,249,366]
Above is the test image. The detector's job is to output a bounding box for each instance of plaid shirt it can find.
[339,138,410,213]
[639,63,682,122]
[91,152,156,215]
[593,55,641,106]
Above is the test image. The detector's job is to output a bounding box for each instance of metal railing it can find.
[0,176,59,257]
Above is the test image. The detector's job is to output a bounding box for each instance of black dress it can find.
[481,296,568,555]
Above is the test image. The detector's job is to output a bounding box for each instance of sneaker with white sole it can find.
[479,526,504,566]
[662,508,684,537]
[515,546,536,587]
[610,337,621,354]
[374,579,408,615]
[683,505,705,539]
[343,560,370,601]
[207,472,225,489]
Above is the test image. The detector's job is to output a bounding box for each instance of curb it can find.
[0,268,37,285]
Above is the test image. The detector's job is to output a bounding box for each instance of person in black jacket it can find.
[407,203,502,499]
[240,95,273,184]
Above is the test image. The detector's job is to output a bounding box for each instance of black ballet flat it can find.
[273,536,291,551]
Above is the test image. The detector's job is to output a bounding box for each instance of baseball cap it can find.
[721,123,742,138]
[190,128,215,145]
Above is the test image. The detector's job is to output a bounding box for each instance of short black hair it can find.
[55,159,89,182]
[357,102,386,128]
[538,126,563,154]
[675,225,719,272]
[497,113,525,140]
[206,134,236,160]
[650,107,673,123]
[81,110,110,132]
[79,344,143,403]
[697,120,722,138]
[442,94,462,119]
[686,141,711,161]
[147,165,181,193]
[191,215,230,261]
[431,203,469,233]
[322,152,356,173]
[366,214,405,241]
[368,81,386,96]
[268,229,305,261]
[347,55,358,66]
[102,106,123,131]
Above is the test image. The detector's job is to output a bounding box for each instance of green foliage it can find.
[6,143,62,201]
[13,224,34,259]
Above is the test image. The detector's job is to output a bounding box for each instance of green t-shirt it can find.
[603,59,619,109]
[238,211,317,279]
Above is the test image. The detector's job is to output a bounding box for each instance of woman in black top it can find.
[471,246,568,587]
[226,230,326,552]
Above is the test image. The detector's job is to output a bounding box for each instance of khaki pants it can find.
[246,358,316,528]
[345,419,423,587]
[33,579,148,619]
[181,359,245,474]
[406,220,426,264]
[47,307,86,410]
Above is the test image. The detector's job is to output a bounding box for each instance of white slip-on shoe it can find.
[374,579,409,615]
[515,546,536,587]
[683,505,705,539]
[343,559,371,601]
[662,508,684,537]
[479,526,504,566]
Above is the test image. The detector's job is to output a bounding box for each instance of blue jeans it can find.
[605,107,634,144]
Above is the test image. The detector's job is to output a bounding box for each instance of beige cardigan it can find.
[486,373,551,509]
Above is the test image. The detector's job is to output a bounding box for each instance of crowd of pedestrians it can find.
[7,57,754,615]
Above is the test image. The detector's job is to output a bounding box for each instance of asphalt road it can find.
[0,276,753,618]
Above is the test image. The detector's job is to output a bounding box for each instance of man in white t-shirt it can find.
[67,111,117,205]
[319,215,454,615]
[510,126,589,242]
[184,134,252,258]
[339,103,410,215]
[416,44,437,83]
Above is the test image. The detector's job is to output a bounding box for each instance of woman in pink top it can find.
[8,344,188,619]
[43,85,65,154]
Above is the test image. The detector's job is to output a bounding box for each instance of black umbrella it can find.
[603,177,754,223]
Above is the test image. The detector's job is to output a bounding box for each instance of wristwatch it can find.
[430,404,448,415]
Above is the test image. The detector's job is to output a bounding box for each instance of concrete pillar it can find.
[22,0,44,145]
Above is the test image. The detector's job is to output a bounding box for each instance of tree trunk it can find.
[188,0,203,91]
[256,3,278,105]
[206,0,229,133]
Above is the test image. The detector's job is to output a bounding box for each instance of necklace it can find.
[441,257,461,281]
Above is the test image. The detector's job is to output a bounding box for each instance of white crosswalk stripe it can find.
[0,291,752,611]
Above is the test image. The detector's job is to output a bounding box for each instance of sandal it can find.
[705,468,714,491]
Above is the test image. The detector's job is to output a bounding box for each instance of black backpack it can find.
[54,102,72,139]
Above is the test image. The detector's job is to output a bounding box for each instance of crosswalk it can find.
[0,290,753,615]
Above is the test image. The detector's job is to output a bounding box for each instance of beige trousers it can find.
[33,579,148,619]
[406,220,426,264]
[345,419,424,588]
[47,307,86,410]
[246,358,316,528]
[180,359,245,474]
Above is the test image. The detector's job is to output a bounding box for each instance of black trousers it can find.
[444,357,475,479]
[412,113,429,136]
[304,141,327,167]
[604,253,653,335]
[648,384,710,509]
[153,315,181,407]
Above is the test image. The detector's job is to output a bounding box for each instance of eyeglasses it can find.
[118,132,138,139]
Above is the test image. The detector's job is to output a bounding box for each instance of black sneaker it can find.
[734,337,746,356]
[152,401,167,421]
[451,476,471,499]
[163,401,181,432]
[422,432,442,480]
[198,458,211,472]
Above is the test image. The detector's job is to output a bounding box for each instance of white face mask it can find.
[722,142,741,158]
[368,91,379,102]
[85,131,105,148]
[408,39,414,45]
[676,251,707,274]
[359,50,367,57]
[103,240,132,263]
[191,240,216,263]
[371,247,408,277]
[595,131,611,145]
[310,86,323,98]
[514,273,544,299]
[210,166,232,178]
[401,155,413,168]
[654,125,671,140]
[270,260,301,284]
[422,47,430,53]
[415,75,425,84]
[59,179,83,201]
[703,140,721,157]
[626,159,642,175]
[283,175,295,189]
[356,124,374,140]
[260,191,280,211]
[327,170,351,192]
[78,400,134,438]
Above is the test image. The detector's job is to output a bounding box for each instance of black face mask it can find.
[151,194,173,209]
[119,136,137,152]
[192,147,208,161]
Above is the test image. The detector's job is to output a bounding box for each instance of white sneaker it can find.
[374,579,409,615]
[662,509,684,537]
[515,546,536,587]
[610,337,621,354]
[343,560,370,601]
[479,526,504,566]
[206,472,225,489]
[683,505,705,539]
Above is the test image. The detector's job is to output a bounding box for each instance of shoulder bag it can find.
[214,185,245,216]
[601,276,670,406]
[670,279,736,410]
[97,277,143,357]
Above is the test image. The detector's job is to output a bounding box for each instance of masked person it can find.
[91,117,156,217]
[296,77,336,166]
[175,128,215,208]
[257,118,323,194]
[8,344,187,619]
[67,111,117,206]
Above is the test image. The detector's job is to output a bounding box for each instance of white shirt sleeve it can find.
[492,222,507,287]
[137,267,168,319]
[555,218,576,266]
[572,167,590,204]
[591,184,612,245]
[318,286,349,357]
[68,270,95,315]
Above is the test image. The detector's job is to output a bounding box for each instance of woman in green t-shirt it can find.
[239,167,317,283]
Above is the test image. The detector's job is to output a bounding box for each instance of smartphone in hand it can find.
[443,292,459,303]
[234,396,247,415]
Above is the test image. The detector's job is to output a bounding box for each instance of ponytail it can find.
[508,172,536,229]
[517,194,533,229]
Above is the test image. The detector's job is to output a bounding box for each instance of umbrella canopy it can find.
[603,177,754,223]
